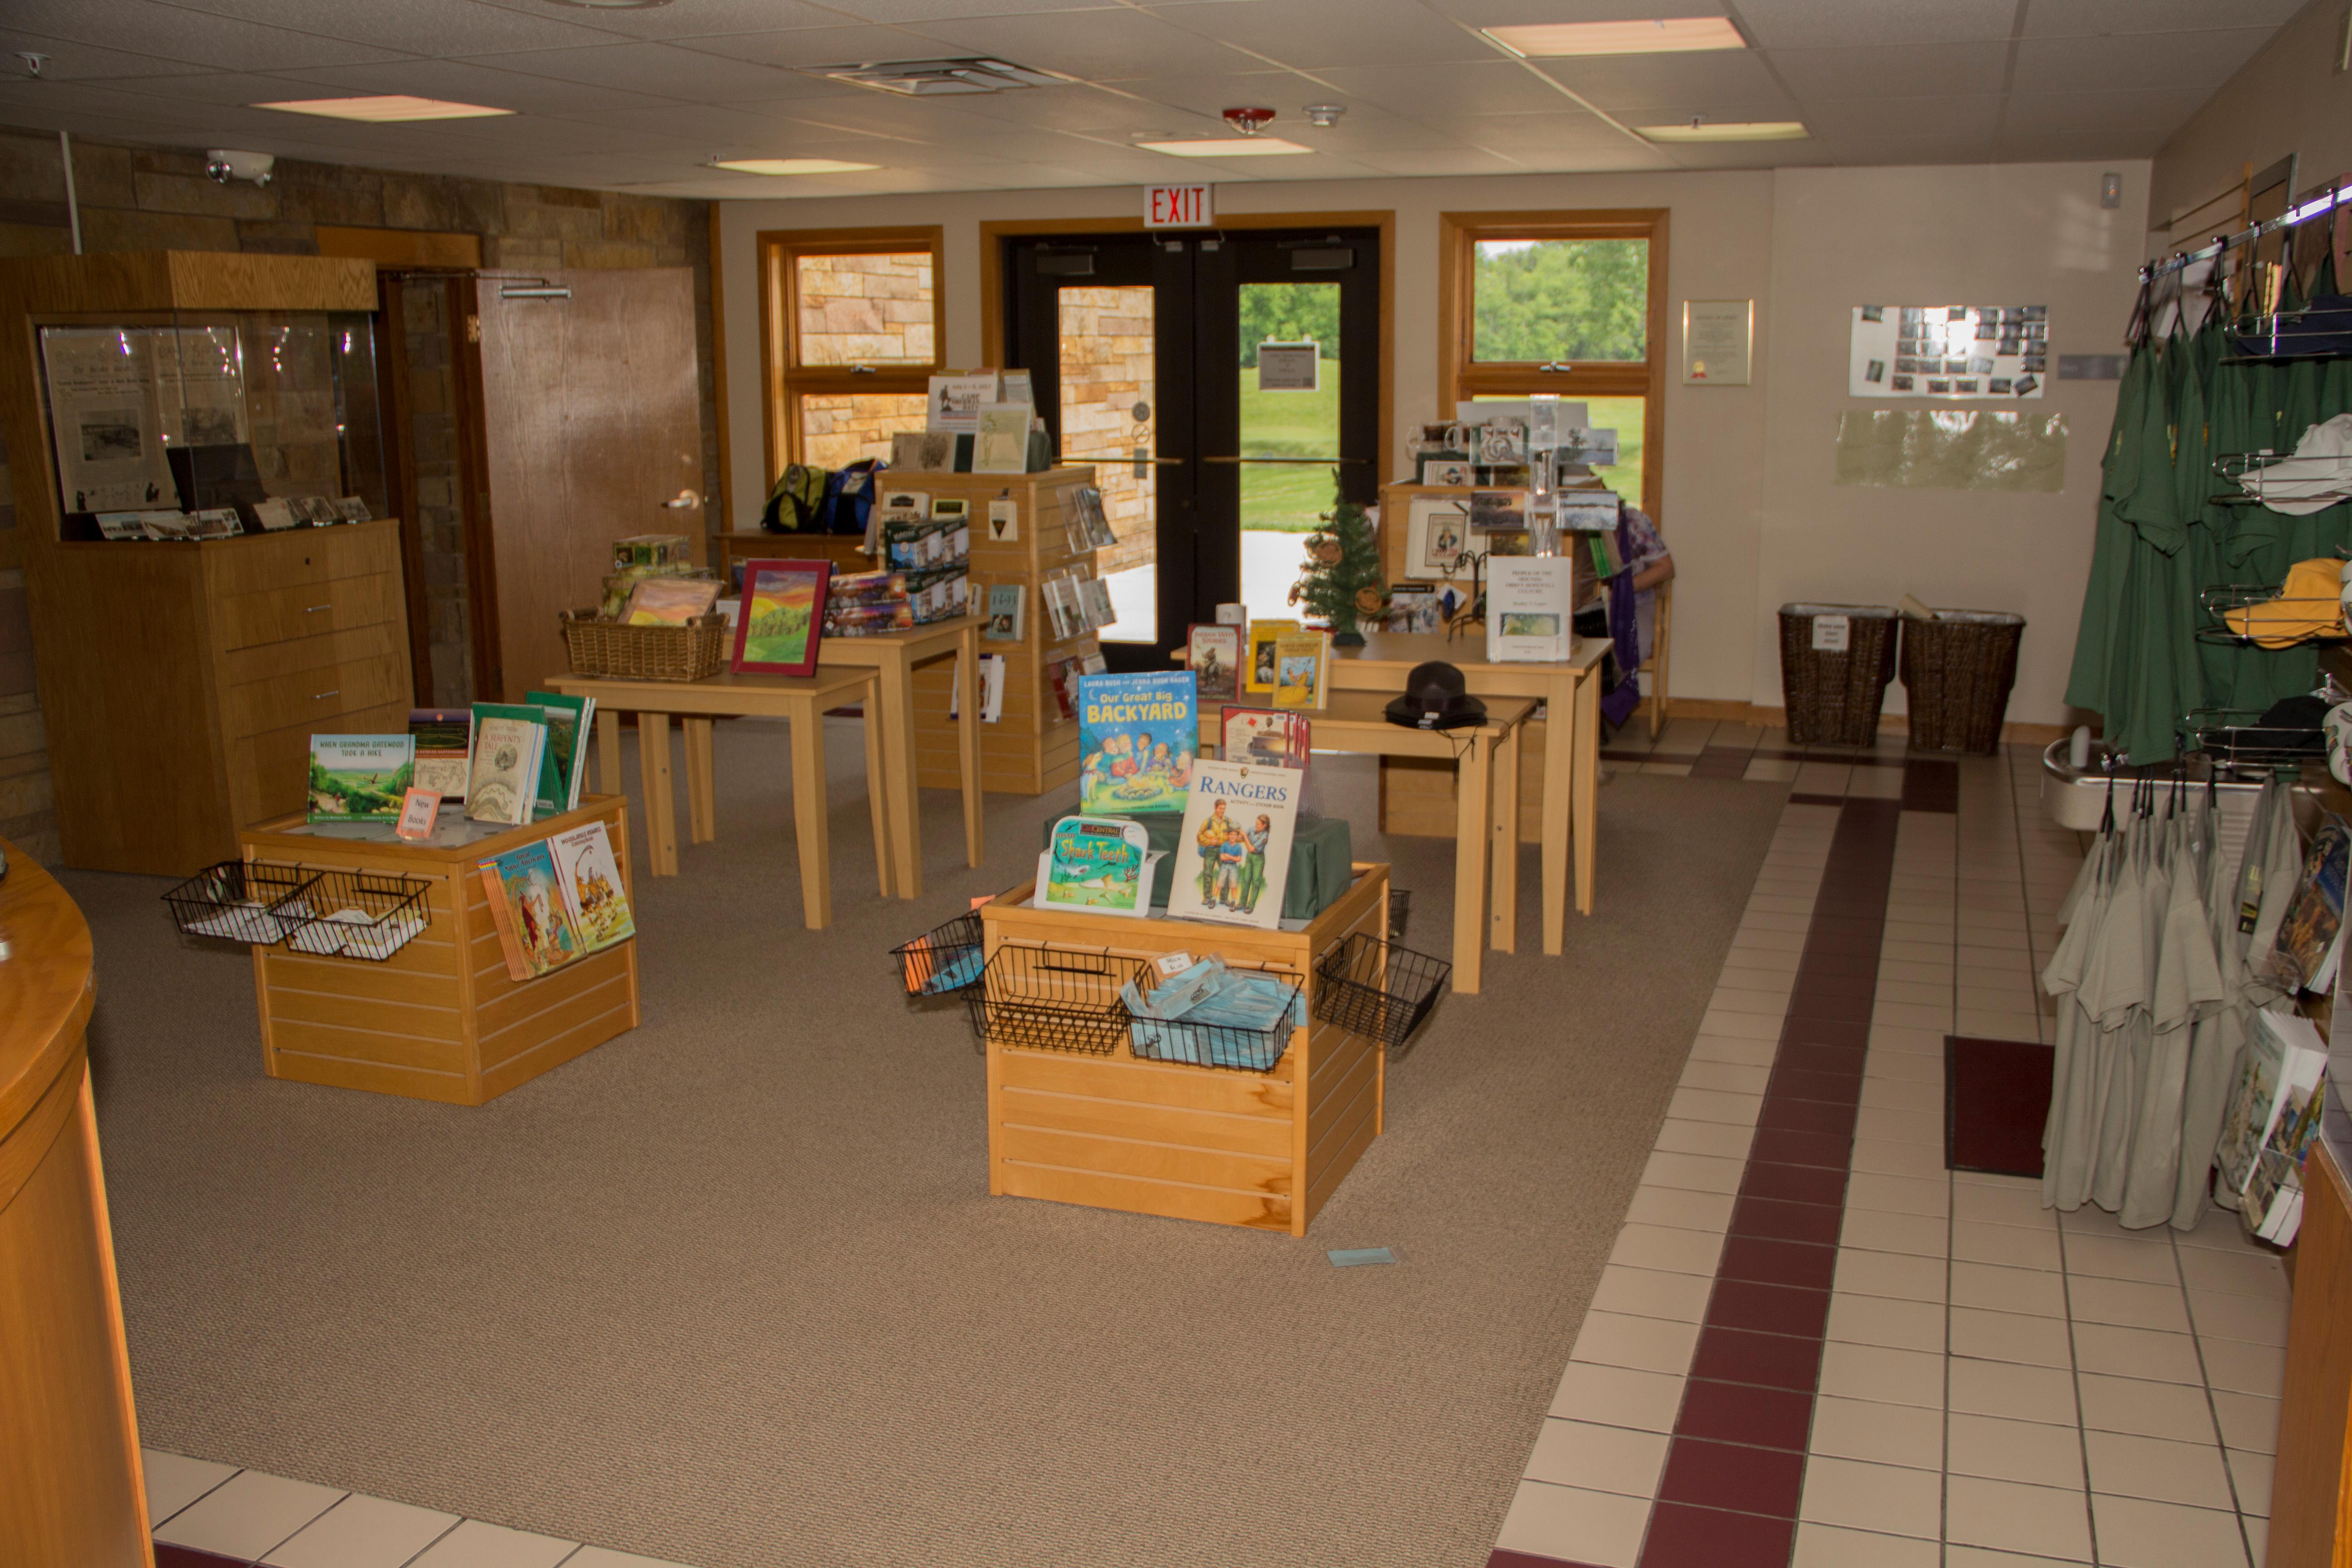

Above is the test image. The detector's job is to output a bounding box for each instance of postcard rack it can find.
[978,941,1147,1056]
[1127,961,1305,1075]
[162,860,430,963]
[1313,932,1452,1054]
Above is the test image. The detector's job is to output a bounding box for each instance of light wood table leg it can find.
[862,676,892,897]
[1541,680,1574,955]
[1574,667,1600,916]
[956,623,985,868]
[789,699,833,929]
[640,711,678,876]
[682,717,715,845]
[875,652,922,900]
[1452,730,1490,995]
[1491,717,1520,955]
[597,708,623,797]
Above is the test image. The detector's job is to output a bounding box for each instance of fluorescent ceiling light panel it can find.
[255,94,512,122]
[1139,137,1313,157]
[708,158,880,175]
[1636,120,1808,142]
[1483,17,1745,57]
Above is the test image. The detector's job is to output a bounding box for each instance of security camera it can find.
[205,149,274,186]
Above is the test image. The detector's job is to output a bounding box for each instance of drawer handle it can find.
[312,689,340,701]
[304,604,331,613]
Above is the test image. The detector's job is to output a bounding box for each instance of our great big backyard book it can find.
[1076,670,1196,816]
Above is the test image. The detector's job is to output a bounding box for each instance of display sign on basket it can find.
[1811,614,1852,653]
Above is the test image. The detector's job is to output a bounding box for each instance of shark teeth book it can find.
[1166,757,1300,930]
[1077,670,1198,815]
[1037,814,1159,917]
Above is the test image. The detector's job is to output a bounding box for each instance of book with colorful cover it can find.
[1220,707,1310,771]
[1165,757,1301,931]
[1271,631,1328,710]
[2215,1005,2328,1204]
[306,735,415,824]
[1077,670,1197,815]
[466,705,547,826]
[408,709,471,802]
[548,820,635,951]
[1037,814,1155,916]
[2259,816,2351,993]
[524,689,592,815]
[477,839,582,980]
[1245,619,1297,694]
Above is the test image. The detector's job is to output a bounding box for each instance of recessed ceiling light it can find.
[708,157,881,175]
[1483,17,1745,57]
[1138,137,1313,157]
[256,95,512,122]
[1635,120,1808,142]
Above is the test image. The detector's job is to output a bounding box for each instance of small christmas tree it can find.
[1289,475,1383,647]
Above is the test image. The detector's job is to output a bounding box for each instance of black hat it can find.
[1385,660,1487,730]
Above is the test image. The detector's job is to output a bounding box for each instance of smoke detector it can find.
[814,58,1066,95]
[1222,107,1277,135]
[1303,104,1345,127]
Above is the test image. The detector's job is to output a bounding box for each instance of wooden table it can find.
[818,614,986,900]
[1200,691,1534,994]
[1324,632,1607,953]
[546,666,884,928]
[240,796,640,1105]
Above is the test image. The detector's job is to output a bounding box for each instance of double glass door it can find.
[1004,227,1379,668]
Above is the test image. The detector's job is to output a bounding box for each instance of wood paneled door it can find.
[470,269,705,701]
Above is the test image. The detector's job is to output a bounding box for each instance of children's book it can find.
[467,705,547,827]
[1486,556,1577,663]
[2215,1005,2328,1205]
[1077,671,1197,815]
[1045,656,1081,721]
[307,735,414,824]
[1245,619,1297,695]
[1271,631,1329,710]
[1036,814,1158,917]
[2242,1068,2327,1243]
[984,582,1025,642]
[408,708,472,802]
[548,819,636,951]
[1187,623,1241,702]
[478,839,583,981]
[2259,816,2351,993]
[1220,707,1310,771]
[524,689,592,816]
[1165,758,1300,931]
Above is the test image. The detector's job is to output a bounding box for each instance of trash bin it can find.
[1778,604,1900,747]
[1900,610,2025,755]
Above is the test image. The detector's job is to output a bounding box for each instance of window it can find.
[1440,212,1667,520]
[759,228,944,479]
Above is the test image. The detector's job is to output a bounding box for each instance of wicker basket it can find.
[1777,603,1899,747]
[559,609,727,682]
[1900,610,2024,755]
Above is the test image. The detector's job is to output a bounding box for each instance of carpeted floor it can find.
[71,720,1782,1568]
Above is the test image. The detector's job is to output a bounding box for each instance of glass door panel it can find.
[1055,284,1156,644]
[1236,280,1340,624]
[798,390,928,468]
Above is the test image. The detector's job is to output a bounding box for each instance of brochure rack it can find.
[163,859,323,945]
[893,911,985,999]
[1127,962,1305,1074]
[979,943,1148,1056]
[165,860,430,963]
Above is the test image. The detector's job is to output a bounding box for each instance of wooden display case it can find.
[0,252,407,876]
[978,862,1389,1235]
[238,794,639,1106]
[902,466,1102,796]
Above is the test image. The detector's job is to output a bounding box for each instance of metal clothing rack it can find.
[2141,182,2352,285]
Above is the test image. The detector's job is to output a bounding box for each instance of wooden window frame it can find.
[1437,209,1669,523]
[756,225,946,481]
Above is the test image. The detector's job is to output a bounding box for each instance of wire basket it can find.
[892,912,986,997]
[162,859,321,944]
[2196,585,2346,648]
[1127,964,1305,1074]
[1314,933,1452,1053]
[560,608,728,681]
[978,943,1145,1056]
[1898,611,2024,756]
[276,869,431,961]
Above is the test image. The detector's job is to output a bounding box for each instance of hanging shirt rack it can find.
[2141,181,2352,284]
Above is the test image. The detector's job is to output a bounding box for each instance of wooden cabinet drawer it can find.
[205,521,399,598]
[226,649,409,740]
[217,571,402,651]
[223,620,404,688]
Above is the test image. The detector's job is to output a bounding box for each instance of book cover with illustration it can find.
[1038,815,1154,916]
[1165,758,1300,930]
[1077,670,1197,815]
[2215,1005,2327,1202]
[2260,817,2350,993]
[466,706,546,826]
[307,734,415,823]
[478,839,582,980]
[408,709,472,802]
[1271,632,1328,710]
[1220,707,1310,771]
[549,820,635,951]
[524,689,590,816]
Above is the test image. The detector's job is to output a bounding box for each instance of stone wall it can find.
[0,124,718,862]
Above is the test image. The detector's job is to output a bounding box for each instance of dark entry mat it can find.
[1945,1034,2053,1178]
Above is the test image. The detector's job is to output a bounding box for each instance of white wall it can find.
[717,159,2147,725]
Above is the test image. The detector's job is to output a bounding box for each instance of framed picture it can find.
[731,558,830,676]
[1405,496,1470,581]
[1188,623,1241,703]
[1469,489,1529,533]
[1420,458,1475,488]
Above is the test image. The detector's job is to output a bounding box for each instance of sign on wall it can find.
[1145,183,1213,228]
[1681,299,1753,385]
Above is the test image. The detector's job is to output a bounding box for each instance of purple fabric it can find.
[1601,510,1644,726]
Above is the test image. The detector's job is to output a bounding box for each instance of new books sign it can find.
[1146,183,1213,228]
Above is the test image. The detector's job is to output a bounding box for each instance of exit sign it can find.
[1146,183,1213,228]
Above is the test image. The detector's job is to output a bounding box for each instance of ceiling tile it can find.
[1533,50,1789,113]
[920,81,1212,135]
[1141,0,1502,70]
[1090,69,1321,118]
[1346,147,1529,176]
[1991,128,2171,161]
[572,103,885,148]
[1280,60,1575,118]
[1444,111,1648,152]
[5,0,407,71]
[168,0,625,56]
[453,42,813,101]
[1734,0,2016,49]
[1800,94,2000,139]
[888,9,1266,80]
[2009,29,2275,95]
[814,0,1124,20]
[0,30,216,80]
[2000,85,2210,136]
[255,57,682,115]
[470,0,861,40]
[1421,0,1730,20]
[2024,0,2307,36]
[1766,41,2011,99]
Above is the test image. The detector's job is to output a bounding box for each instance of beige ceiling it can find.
[0,0,2302,199]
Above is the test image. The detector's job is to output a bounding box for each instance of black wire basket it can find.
[161,860,322,945]
[276,869,431,962]
[977,943,1145,1055]
[1313,933,1452,1053]
[892,911,986,997]
[1126,965,1304,1074]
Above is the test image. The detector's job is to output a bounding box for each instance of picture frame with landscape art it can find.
[732,558,830,676]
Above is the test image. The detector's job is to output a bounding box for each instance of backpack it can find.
[760,465,827,533]
[820,459,884,537]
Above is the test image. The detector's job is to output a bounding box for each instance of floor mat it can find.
[1944,1034,2054,1178]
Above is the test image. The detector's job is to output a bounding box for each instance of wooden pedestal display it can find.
[979,863,1389,1236]
[239,795,639,1106]
[903,466,1102,796]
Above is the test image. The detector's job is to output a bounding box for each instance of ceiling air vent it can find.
[813,58,1067,96]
